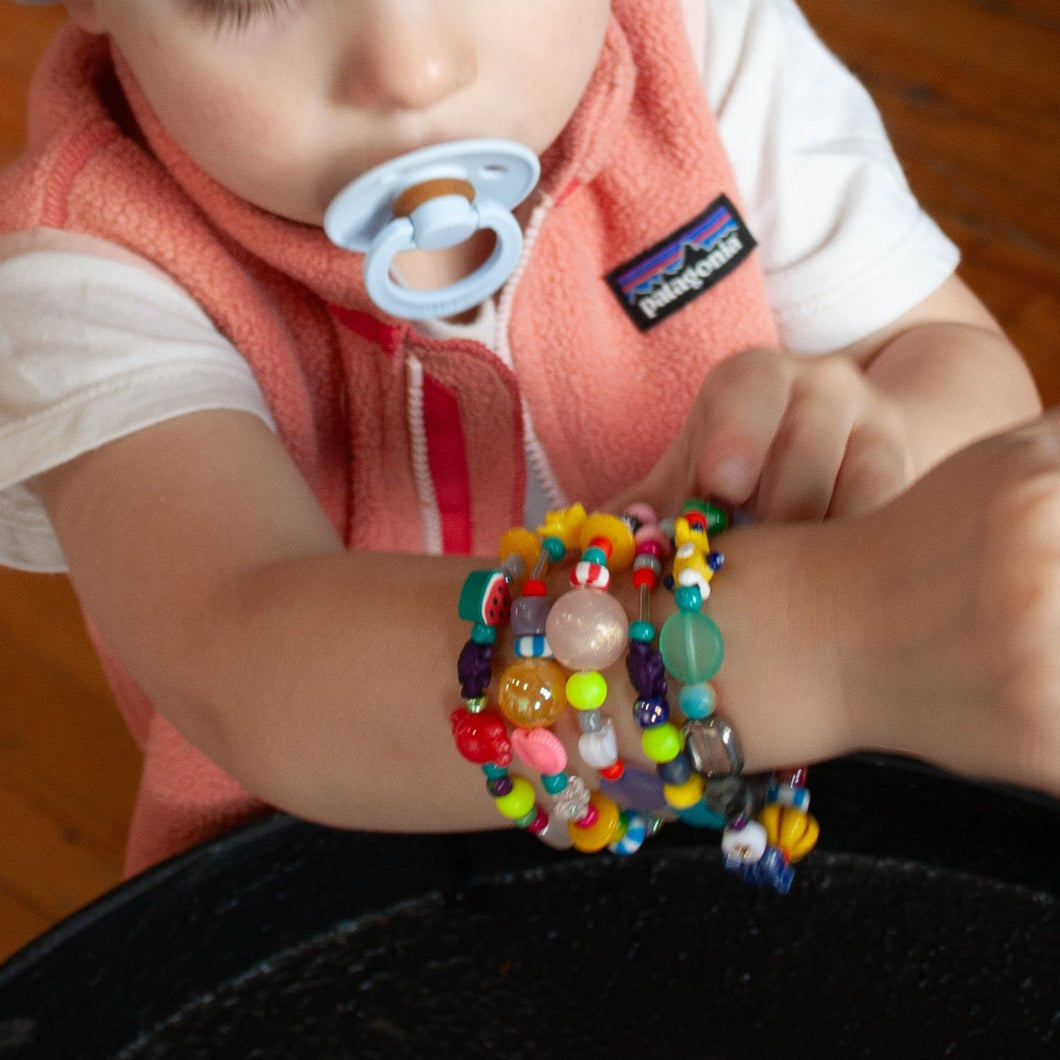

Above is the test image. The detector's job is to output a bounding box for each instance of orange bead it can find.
[568,790,622,852]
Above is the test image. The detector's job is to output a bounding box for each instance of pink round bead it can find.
[545,587,629,671]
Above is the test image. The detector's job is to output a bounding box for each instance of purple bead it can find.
[625,640,668,699]
[510,594,552,637]
[458,639,494,698]
[487,775,514,797]
[601,766,668,813]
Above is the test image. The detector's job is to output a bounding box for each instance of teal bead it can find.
[482,763,508,779]
[583,545,608,566]
[659,609,724,683]
[674,584,703,612]
[678,800,727,830]
[471,622,497,645]
[678,682,717,719]
[629,619,656,643]
[542,536,566,562]
[542,772,568,794]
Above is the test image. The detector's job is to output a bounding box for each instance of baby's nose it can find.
[342,6,477,111]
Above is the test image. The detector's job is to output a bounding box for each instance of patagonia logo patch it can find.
[606,195,756,331]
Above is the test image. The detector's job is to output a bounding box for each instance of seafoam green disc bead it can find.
[659,609,724,684]
[494,776,536,819]
[566,669,607,710]
[641,721,683,763]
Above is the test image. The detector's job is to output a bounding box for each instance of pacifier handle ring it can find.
[363,197,523,321]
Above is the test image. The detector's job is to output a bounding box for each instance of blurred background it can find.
[0,0,1057,961]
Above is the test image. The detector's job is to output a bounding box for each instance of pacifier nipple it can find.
[324,140,540,321]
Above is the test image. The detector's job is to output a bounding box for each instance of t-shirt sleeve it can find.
[695,0,960,353]
[0,249,274,572]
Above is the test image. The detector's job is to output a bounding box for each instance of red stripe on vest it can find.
[421,374,473,554]
[327,303,405,357]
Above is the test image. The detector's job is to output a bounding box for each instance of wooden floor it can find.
[0,1,1058,963]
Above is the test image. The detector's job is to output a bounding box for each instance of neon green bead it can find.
[641,722,683,763]
[494,776,536,819]
[566,670,608,711]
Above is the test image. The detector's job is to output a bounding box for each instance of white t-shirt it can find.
[0,0,959,572]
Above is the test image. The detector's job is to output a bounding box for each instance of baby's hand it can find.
[621,347,912,522]
[829,408,1060,796]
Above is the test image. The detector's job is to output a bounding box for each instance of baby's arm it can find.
[34,409,502,833]
[619,274,1042,523]
[35,404,1060,836]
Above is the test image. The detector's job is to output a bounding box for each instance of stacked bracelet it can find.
[451,500,819,891]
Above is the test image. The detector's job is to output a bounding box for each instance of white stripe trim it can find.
[405,353,444,556]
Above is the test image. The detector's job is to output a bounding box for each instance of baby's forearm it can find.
[865,318,1042,474]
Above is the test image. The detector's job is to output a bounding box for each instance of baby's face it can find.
[65,0,611,224]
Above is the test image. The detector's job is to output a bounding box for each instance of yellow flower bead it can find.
[641,722,683,763]
[538,504,587,550]
[578,513,636,572]
[566,670,608,711]
[568,790,621,852]
[494,777,537,820]
[759,803,820,863]
[498,526,541,578]
[664,773,706,809]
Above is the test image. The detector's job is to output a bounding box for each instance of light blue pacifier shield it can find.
[324,139,540,321]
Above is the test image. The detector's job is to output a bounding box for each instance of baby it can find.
[0,0,1051,874]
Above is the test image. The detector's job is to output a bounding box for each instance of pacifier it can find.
[324,139,540,321]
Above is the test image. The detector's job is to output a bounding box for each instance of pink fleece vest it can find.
[0,1,779,874]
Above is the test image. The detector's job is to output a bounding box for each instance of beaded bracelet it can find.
[451,501,820,889]
[652,499,820,893]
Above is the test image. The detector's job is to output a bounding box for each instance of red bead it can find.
[588,535,613,560]
[527,807,549,834]
[451,708,513,766]
[574,802,600,829]
[632,568,657,590]
[523,578,547,597]
[600,760,625,781]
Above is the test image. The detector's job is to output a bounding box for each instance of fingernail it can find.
[712,457,753,500]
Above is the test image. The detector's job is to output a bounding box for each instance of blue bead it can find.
[656,750,693,785]
[707,550,724,572]
[629,620,656,643]
[678,682,717,719]
[633,695,669,728]
[674,584,702,612]
[514,634,551,658]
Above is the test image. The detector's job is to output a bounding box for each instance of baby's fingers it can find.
[687,348,794,505]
